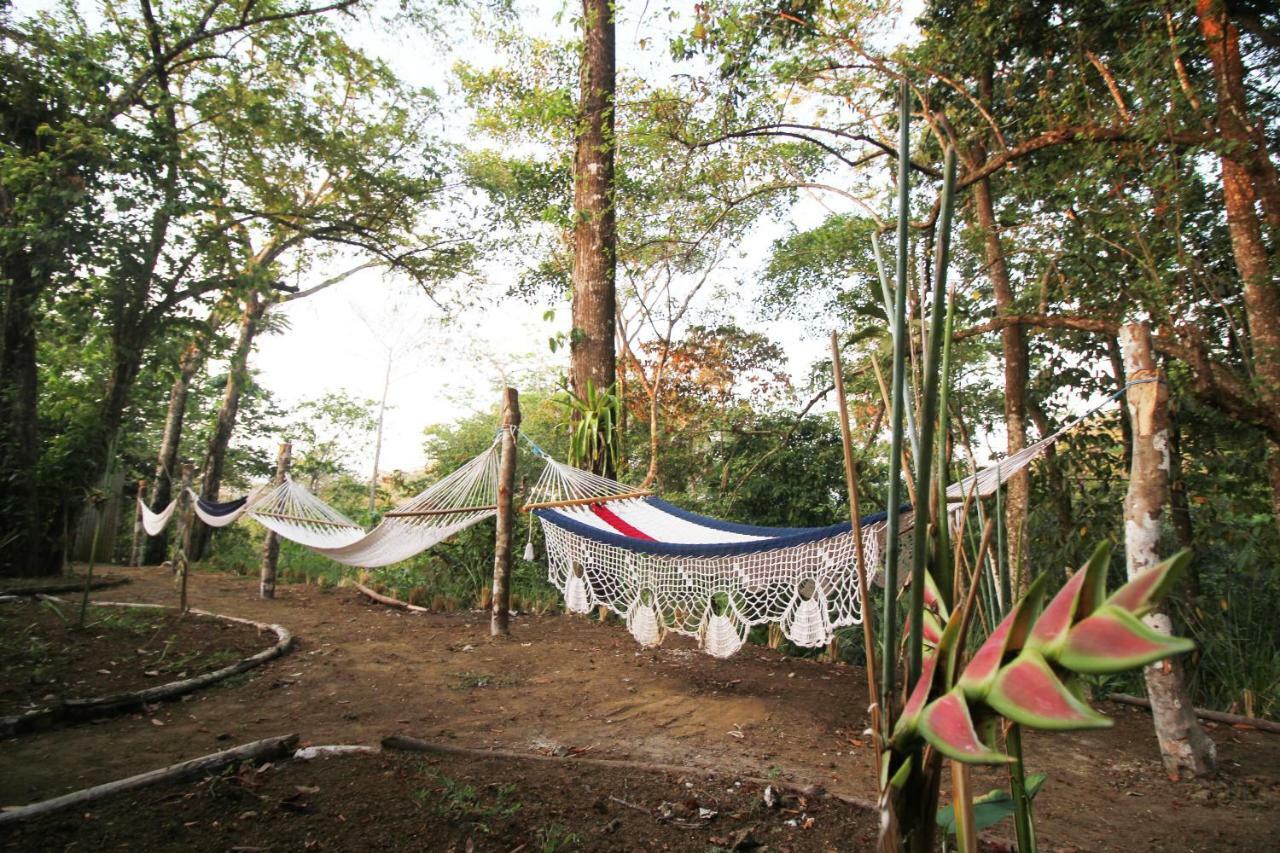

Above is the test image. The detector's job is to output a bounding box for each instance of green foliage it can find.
[556,379,619,474]
[422,772,522,832]
[284,392,379,489]
[937,772,1047,838]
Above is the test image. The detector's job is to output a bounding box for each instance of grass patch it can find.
[415,773,522,833]
[451,670,523,690]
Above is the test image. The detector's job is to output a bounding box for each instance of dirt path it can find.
[2,566,1277,850]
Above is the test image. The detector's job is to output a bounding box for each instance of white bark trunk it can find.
[1121,322,1216,780]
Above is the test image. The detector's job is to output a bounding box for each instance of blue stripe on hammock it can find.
[534,500,897,559]
[196,495,249,517]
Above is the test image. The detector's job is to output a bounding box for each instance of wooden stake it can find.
[129,478,146,567]
[492,388,521,637]
[175,463,194,612]
[830,332,882,765]
[260,442,291,600]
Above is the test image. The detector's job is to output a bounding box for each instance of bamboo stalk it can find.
[936,288,960,603]
[906,148,957,685]
[870,357,919,509]
[881,76,912,727]
[870,233,922,464]
[521,490,653,512]
[830,332,882,766]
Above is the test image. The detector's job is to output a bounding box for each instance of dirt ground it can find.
[0,749,885,851]
[0,600,267,717]
[1,565,1278,851]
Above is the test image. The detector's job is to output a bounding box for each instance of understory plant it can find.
[853,82,1198,852]
[555,379,620,474]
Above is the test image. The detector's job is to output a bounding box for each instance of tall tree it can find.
[1121,321,1216,778]
[1196,0,1280,529]
[569,0,618,475]
[0,0,369,576]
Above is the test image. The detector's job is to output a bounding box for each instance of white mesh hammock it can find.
[247,439,501,567]
[135,440,502,569]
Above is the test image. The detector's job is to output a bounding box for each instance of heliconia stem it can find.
[950,760,977,853]
[1006,724,1037,853]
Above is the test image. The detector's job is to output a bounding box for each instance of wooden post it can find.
[1120,322,1216,779]
[260,442,291,599]
[492,388,521,636]
[129,478,146,566]
[829,332,881,762]
[174,463,195,612]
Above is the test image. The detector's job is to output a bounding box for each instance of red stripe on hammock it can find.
[589,502,655,540]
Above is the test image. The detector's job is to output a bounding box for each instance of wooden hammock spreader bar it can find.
[521,490,654,513]
[383,504,498,518]
[252,511,360,528]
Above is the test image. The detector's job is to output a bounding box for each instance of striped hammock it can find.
[523,435,1051,658]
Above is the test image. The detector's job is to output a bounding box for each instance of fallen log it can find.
[294,744,381,760]
[381,734,868,807]
[1108,693,1280,735]
[353,581,430,613]
[0,576,130,597]
[0,734,299,825]
[0,602,295,736]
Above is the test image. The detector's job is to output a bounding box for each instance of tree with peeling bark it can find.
[1120,321,1217,779]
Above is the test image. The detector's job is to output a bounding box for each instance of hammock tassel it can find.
[523,540,535,562]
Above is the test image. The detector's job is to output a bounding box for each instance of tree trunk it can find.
[569,0,617,477]
[1165,389,1197,561]
[1027,399,1073,548]
[35,323,148,576]
[260,442,290,599]
[191,293,265,559]
[491,388,520,637]
[368,353,392,516]
[1107,335,1135,470]
[129,478,146,567]
[971,177,1030,589]
[1121,322,1216,780]
[174,463,195,612]
[1197,1,1280,532]
[145,342,202,564]
[0,247,43,577]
